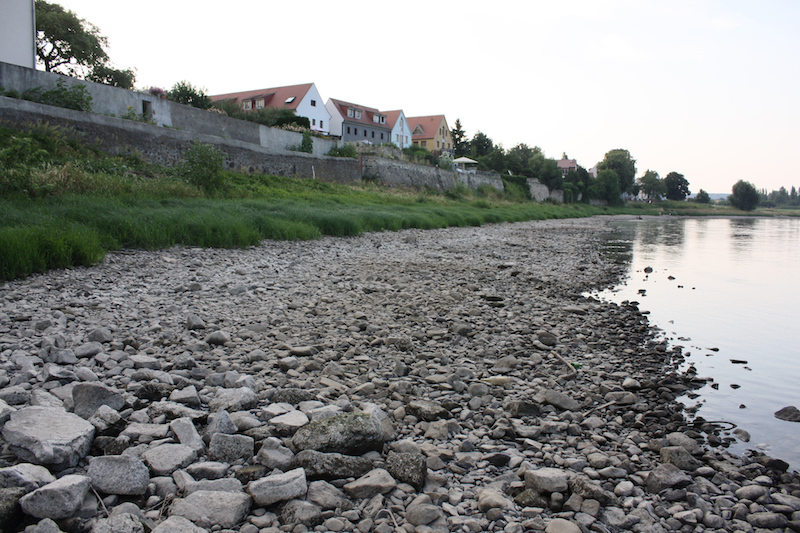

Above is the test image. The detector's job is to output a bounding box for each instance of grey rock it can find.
[525,467,569,493]
[209,387,257,412]
[208,433,254,463]
[666,432,702,455]
[74,342,103,358]
[660,446,701,471]
[306,480,352,510]
[646,463,692,493]
[406,400,449,421]
[545,518,581,533]
[170,417,205,451]
[406,502,444,525]
[87,455,149,495]
[0,399,15,424]
[87,327,113,343]
[92,512,144,533]
[19,475,89,519]
[169,386,201,407]
[184,477,243,494]
[256,437,294,471]
[603,391,637,405]
[2,407,94,470]
[343,468,396,499]
[542,389,579,411]
[775,405,800,422]
[0,464,55,492]
[170,490,251,529]
[291,411,391,455]
[72,382,124,419]
[747,511,788,528]
[569,476,615,504]
[0,487,26,526]
[478,488,513,512]
[204,330,230,345]
[23,517,64,533]
[734,484,769,500]
[142,444,197,475]
[291,450,374,480]
[186,314,206,330]
[248,468,307,506]
[151,515,207,533]
[385,451,426,490]
[280,499,323,527]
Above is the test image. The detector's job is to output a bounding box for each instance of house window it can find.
[255,99,264,109]
[312,118,316,126]
[243,100,252,110]
[355,110,362,119]
[347,108,354,118]
[320,121,324,128]
[371,131,375,138]
[285,96,295,104]
[310,99,316,107]
[422,141,427,147]
[380,133,384,140]
[347,126,351,134]
[380,116,385,124]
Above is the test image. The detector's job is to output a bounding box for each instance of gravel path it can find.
[0,216,798,532]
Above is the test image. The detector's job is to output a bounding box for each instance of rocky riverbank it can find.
[0,216,798,533]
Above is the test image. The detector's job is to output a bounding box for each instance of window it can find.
[371,131,375,138]
[347,108,354,118]
[380,133,384,140]
[255,99,264,109]
[380,115,385,124]
[347,126,351,134]
[312,118,316,126]
[310,99,316,107]
[320,121,324,128]
[243,100,252,110]
[422,140,427,147]
[355,110,362,119]
[285,96,295,104]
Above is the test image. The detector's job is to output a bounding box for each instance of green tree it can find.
[470,132,494,158]
[591,169,623,205]
[35,1,135,87]
[729,180,759,211]
[564,166,591,202]
[181,142,225,193]
[168,81,211,109]
[664,171,690,201]
[638,170,665,200]
[598,149,636,193]
[451,119,469,158]
[694,189,710,203]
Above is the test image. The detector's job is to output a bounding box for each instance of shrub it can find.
[180,142,225,193]
[694,189,710,203]
[167,81,211,109]
[299,131,313,153]
[21,80,92,112]
[327,144,358,158]
[729,180,759,211]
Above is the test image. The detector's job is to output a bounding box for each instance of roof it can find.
[328,98,390,129]
[453,156,478,164]
[557,158,578,170]
[407,115,447,141]
[209,83,314,111]
[382,109,405,129]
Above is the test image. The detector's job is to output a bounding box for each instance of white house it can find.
[0,0,36,68]
[383,110,412,148]
[210,83,331,135]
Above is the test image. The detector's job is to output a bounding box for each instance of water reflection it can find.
[597,217,800,471]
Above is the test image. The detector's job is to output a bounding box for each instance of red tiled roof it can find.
[328,98,390,129]
[382,110,404,129]
[407,115,446,141]
[557,158,578,170]
[209,83,314,111]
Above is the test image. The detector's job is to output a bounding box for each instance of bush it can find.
[168,81,211,109]
[299,131,313,153]
[694,189,710,203]
[729,180,759,211]
[21,80,92,112]
[327,144,358,158]
[181,142,225,193]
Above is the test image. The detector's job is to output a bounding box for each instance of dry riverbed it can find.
[0,216,798,532]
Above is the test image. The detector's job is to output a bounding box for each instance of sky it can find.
[51,0,800,194]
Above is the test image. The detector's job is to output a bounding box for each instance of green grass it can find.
[4,125,795,281]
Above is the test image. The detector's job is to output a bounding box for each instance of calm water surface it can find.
[595,217,800,471]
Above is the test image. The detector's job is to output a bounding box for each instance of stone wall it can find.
[362,157,457,190]
[0,96,360,183]
[456,171,504,192]
[527,178,550,202]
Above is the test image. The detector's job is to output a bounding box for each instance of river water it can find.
[595,216,800,471]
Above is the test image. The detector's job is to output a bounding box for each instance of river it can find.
[595,216,800,471]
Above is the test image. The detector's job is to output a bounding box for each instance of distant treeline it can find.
[759,186,800,208]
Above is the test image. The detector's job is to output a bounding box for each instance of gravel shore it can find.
[0,216,798,532]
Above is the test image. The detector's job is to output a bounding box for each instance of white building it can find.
[0,0,36,68]
[383,109,412,148]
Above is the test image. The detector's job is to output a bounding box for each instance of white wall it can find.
[391,112,412,148]
[295,83,331,135]
[325,99,343,137]
[0,0,36,68]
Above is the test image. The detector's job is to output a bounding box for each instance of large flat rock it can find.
[2,407,94,470]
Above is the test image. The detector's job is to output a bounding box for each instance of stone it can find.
[406,502,444,525]
[542,389,579,411]
[185,315,206,331]
[87,455,149,495]
[0,463,55,492]
[478,488,513,512]
[747,511,788,528]
[72,382,125,419]
[209,387,257,412]
[183,477,243,494]
[0,487,26,526]
[255,437,294,471]
[204,331,230,345]
[19,475,90,519]
[87,327,113,343]
[170,417,205,451]
[270,410,309,434]
[569,476,615,504]
[170,490,251,529]
[666,432,702,455]
[406,400,449,421]
[306,480,352,510]
[525,467,569,493]
[734,484,769,500]
[646,464,692,493]
[142,444,197,475]
[151,515,207,533]
[2,407,94,470]
[774,405,800,422]
[343,468,396,499]
[545,518,581,533]
[280,499,323,527]
[169,386,201,407]
[660,446,701,471]
[75,342,103,358]
[208,433,254,463]
[291,411,390,455]
[291,450,374,480]
[92,512,144,533]
[247,468,307,506]
[385,451,426,490]
[603,391,636,405]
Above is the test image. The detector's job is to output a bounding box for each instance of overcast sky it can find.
[52,0,799,194]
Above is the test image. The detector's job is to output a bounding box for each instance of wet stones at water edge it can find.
[774,405,800,422]
[0,218,798,532]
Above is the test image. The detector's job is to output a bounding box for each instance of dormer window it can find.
[285,96,296,104]
[355,109,362,119]
[380,115,385,124]
[347,108,354,118]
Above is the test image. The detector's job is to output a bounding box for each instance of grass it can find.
[2,125,797,280]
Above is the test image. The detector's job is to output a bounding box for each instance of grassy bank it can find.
[0,125,792,280]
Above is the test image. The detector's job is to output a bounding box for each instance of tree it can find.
[168,81,211,109]
[590,169,623,205]
[451,119,469,158]
[694,189,711,203]
[664,171,690,201]
[638,170,665,200]
[35,1,136,87]
[598,149,636,193]
[564,166,591,202]
[729,180,759,211]
[470,132,494,158]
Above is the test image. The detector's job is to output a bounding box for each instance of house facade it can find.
[209,83,330,135]
[325,98,392,144]
[407,115,453,155]
[0,0,35,68]
[557,153,578,176]
[383,110,412,148]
